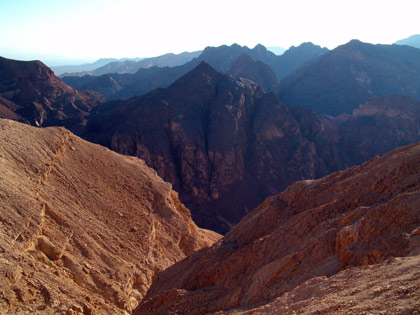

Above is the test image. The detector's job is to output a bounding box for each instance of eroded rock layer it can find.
[0,119,219,314]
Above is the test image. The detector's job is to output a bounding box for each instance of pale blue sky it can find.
[1,0,419,66]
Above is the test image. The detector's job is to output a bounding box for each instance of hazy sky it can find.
[0,0,419,65]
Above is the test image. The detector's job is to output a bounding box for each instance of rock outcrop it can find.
[136,141,420,314]
[0,119,219,314]
[0,56,104,133]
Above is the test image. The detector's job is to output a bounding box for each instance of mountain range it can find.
[60,50,202,77]
[2,54,420,234]
[51,57,143,76]
[62,42,328,100]
[1,35,420,314]
[278,39,420,115]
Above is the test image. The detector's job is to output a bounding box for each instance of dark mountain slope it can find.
[278,40,420,115]
[0,56,104,133]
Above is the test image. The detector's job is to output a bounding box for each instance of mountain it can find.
[51,57,143,76]
[61,51,202,77]
[84,62,343,233]
[395,34,420,49]
[63,43,327,100]
[194,43,278,73]
[228,53,279,92]
[0,119,219,314]
[278,40,420,115]
[136,140,420,314]
[197,43,328,80]
[273,42,329,79]
[0,56,104,133]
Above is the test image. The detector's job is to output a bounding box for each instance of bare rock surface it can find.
[231,254,420,314]
[0,119,219,314]
[135,141,420,314]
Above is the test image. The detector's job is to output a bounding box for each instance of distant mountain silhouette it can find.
[0,56,104,133]
[395,34,420,49]
[62,51,202,77]
[52,57,143,76]
[63,43,327,100]
[273,42,329,79]
[278,40,420,115]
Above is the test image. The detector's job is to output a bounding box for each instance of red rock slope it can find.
[136,141,420,314]
[0,119,220,314]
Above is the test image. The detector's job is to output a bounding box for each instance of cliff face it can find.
[86,62,341,233]
[0,57,104,133]
[0,119,219,314]
[136,141,420,314]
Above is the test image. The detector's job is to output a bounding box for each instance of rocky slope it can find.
[135,140,420,314]
[0,119,219,314]
[85,62,342,233]
[278,40,420,115]
[235,254,420,314]
[0,56,104,133]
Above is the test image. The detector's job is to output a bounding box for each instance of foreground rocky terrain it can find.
[0,119,219,314]
[235,254,420,314]
[136,141,420,314]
